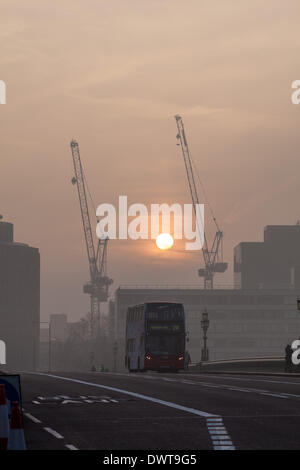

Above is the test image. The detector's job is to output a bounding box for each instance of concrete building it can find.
[234,224,300,289]
[0,221,40,370]
[114,286,300,369]
[50,313,68,342]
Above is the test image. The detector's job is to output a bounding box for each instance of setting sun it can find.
[156,233,174,250]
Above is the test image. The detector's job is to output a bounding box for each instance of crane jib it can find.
[174,116,227,288]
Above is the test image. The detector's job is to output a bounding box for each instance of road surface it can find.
[20,371,300,450]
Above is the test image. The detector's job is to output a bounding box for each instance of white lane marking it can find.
[189,381,296,400]
[24,413,41,424]
[207,427,226,431]
[65,444,78,450]
[227,387,251,393]
[35,373,218,418]
[214,445,235,450]
[209,430,230,435]
[205,417,235,450]
[181,380,195,384]
[185,374,300,387]
[32,400,40,405]
[162,378,177,382]
[212,436,232,441]
[65,370,300,388]
[259,392,289,399]
[281,393,300,398]
[202,384,220,388]
[43,427,64,439]
[213,440,233,445]
[207,422,225,426]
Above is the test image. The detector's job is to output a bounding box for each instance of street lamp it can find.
[113,341,118,372]
[201,309,210,362]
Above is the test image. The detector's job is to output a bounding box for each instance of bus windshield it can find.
[146,334,184,355]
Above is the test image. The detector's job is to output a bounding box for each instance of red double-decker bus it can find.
[125,302,186,372]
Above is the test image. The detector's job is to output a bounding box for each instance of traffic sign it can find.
[0,375,22,416]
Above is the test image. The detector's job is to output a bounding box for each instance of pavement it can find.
[19,370,300,450]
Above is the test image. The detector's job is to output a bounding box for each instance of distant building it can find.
[234,225,300,289]
[108,300,115,342]
[50,313,68,342]
[66,318,89,342]
[0,221,40,370]
[115,286,300,369]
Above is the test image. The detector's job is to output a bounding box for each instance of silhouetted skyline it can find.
[1,0,300,322]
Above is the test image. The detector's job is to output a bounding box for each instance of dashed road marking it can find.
[24,413,41,424]
[24,401,78,450]
[43,427,64,439]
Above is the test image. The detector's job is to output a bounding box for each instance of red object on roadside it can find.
[0,384,9,450]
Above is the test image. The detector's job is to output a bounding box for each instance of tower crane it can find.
[175,115,227,289]
[70,140,113,366]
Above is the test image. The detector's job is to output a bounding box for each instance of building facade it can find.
[114,286,300,369]
[0,221,40,370]
[234,224,300,289]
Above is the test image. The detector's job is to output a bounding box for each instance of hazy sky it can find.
[1,0,300,321]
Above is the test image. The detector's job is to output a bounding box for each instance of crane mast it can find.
[70,140,113,367]
[175,115,227,289]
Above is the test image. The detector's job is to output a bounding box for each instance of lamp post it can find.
[201,309,210,362]
[113,341,118,372]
